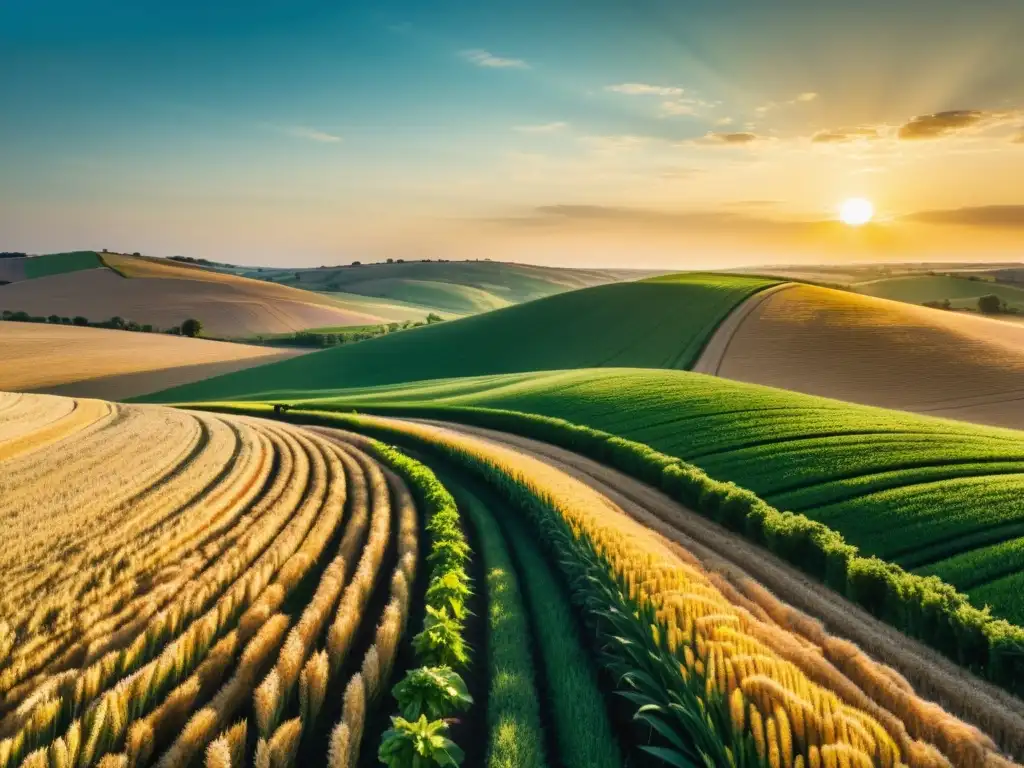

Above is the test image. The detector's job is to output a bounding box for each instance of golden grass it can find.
[712,284,1024,430]
[0,321,303,399]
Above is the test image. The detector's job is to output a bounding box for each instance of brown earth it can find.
[698,283,1024,430]
[0,321,303,399]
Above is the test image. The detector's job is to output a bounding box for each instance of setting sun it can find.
[839,198,875,226]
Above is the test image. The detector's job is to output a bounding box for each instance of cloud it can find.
[755,92,819,115]
[904,205,1024,228]
[287,126,342,143]
[811,127,881,143]
[460,49,528,69]
[660,97,715,117]
[513,122,567,133]
[715,117,735,126]
[898,110,988,139]
[606,83,683,96]
[702,131,762,145]
[796,92,819,102]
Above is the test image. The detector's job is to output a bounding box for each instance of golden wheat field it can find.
[705,284,1024,430]
[0,323,304,400]
[0,392,416,768]
[0,258,383,338]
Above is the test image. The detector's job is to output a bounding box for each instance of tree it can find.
[978,294,1004,315]
[426,313,444,324]
[132,252,141,257]
[47,314,61,324]
[351,260,362,266]
[387,258,394,264]
[181,318,203,337]
[108,316,126,329]
[73,316,89,326]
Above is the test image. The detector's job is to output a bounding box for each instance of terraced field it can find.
[6,390,1023,767]
[141,273,780,401]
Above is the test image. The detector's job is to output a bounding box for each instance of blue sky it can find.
[2,0,1023,267]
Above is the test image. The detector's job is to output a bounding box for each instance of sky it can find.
[2,0,1023,269]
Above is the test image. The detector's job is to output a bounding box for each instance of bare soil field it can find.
[700,284,1024,430]
[0,267,383,337]
[0,322,303,399]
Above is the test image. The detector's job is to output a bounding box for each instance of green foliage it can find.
[412,607,469,668]
[378,715,465,767]
[181,317,203,337]
[424,571,472,620]
[141,273,780,402]
[391,667,472,721]
[978,293,1005,314]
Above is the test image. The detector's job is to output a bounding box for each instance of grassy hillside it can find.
[142,273,779,402]
[226,259,653,315]
[855,274,1024,311]
[208,367,1024,623]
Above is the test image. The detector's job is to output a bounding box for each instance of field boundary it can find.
[691,281,795,375]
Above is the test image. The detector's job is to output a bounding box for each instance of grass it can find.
[855,274,1024,311]
[178,367,1024,625]
[453,483,547,768]
[21,251,102,279]
[140,272,780,402]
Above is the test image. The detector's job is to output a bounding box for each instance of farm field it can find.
[0,322,305,399]
[703,284,1024,430]
[0,252,103,283]
[174,366,1024,626]
[140,273,780,401]
[854,274,1024,312]
[4,391,1023,768]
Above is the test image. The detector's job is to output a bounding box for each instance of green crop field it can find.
[142,273,780,402]
[329,277,513,315]
[855,274,1024,311]
[165,367,1024,624]
[22,251,103,279]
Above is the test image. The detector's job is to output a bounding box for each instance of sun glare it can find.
[839,197,874,226]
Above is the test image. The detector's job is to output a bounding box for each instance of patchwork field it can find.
[0,252,103,283]
[140,273,780,400]
[0,322,304,399]
[854,274,1024,312]
[3,391,1022,768]
[702,284,1024,430]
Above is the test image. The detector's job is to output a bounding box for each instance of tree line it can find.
[1,311,203,336]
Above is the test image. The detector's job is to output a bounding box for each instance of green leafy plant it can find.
[427,538,470,573]
[392,666,472,721]
[378,715,464,767]
[424,571,471,620]
[412,607,468,668]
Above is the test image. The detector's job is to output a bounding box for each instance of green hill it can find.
[142,273,778,403]
[855,274,1024,311]
[223,259,654,316]
[211,367,1024,624]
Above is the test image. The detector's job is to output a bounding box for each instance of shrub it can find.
[378,716,464,767]
[391,667,472,721]
[978,294,1003,314]
[73,316,89,326]
[181,318,203,338]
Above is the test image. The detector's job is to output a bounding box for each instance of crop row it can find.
[0,394,435,767]
[246,406,1024,766]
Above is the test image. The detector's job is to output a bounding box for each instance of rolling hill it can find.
[0,321,304,399]
[140,273,780,402]
[0,252,391,337]
[854,273,1024,312]
[699,283,1024,430]
[185,366,1024,625]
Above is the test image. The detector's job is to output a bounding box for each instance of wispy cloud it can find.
[660,97,715,117]
[579,134,650,153]
[811,127,881,143]
[755,92,819,115]
[461,49,529,69]
[513,122,567,133]
[606,83,683,96]
[904,205,1024,228]
[700,131,763,145]
[287,126,342,143]
[897,109,1021,140]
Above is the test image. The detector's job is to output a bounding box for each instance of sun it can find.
[839,197,874,226]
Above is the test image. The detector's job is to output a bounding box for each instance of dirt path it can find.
[409,418,1024,759]
[691,282,795,375]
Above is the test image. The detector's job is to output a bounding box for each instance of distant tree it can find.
[108,316,126,329]
[141,324,154,333]
[397,258,405,264]
[426,313,444,324]
[1,310,13,320]
[167,326,182,335]
[294,272,301,281]
[73,316,89,326]
[181,318,203,337]
[387,258,394,264]
[47,314,61,324]
[0,252,28,259]
[126,321,141,332]
[351,260,362,266]
[922,300,951,310]
[978,294,1004,315]
[132,252,141,257]
[60,317,72,325]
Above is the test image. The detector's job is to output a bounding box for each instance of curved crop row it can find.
[280,410,1021,768]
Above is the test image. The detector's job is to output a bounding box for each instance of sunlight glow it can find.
[839,198,875,226]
